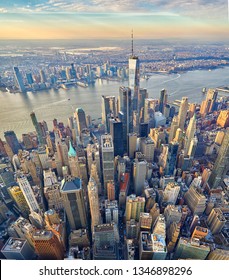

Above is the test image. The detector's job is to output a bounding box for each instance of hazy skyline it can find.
[0,1,229,40]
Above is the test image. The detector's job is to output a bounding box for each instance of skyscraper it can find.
[138,88,148,114]
[177,97,189,130]
[184,184,207,215]
[207,208,226,234]
[162,183,180,206]
[159,89,168,114]
[87,143,101,178]
[128,31,140,111]
[68,141,79,177]
[90,162,102,195]
[133,159,147,196]
[119,86,132,151]
[39,69,47,83]
[74,108,87,135]
[88,177,101,229]
[60,176,87,230]
[30,112,46,145]
[164,141,179,176]
[184,114,196,156]
[93,224,119,260]
[109,118,124,156]
[174,237,210,260]
[8,186,30,218]
[105,200,119,225]
[128,133,137,159]
[107,181,115,201]
[13,66,26,92]
[101,95,116,132]
[56,138,69,168]
[140,137,155,162]
[1,238,34,260]
[208,128,229,189]
[4,130,21,154]
[126,194,145,222]
[33,230,64,260]
[101,135,114,191]
[17,174,40,213]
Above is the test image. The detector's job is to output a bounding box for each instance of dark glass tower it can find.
[30,112,46,145]
[13,66,26,93]
[165,141,179,176]
[109,118,124,157]
[159,89,168,114]
[4,131,21,154]
[208,128,229,189]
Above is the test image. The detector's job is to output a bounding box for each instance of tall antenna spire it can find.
[131,29,134,56]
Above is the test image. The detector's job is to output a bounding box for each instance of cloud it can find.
[0,7,7,13]
[0,0,227,19]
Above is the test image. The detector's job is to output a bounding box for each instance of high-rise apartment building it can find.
[105,200,119,224]
[164,205,182,228]
[13,66,26,92]
[184,185,206,215]
[126,194,145,222]
[207,208,226,234]
[162,182,180,206]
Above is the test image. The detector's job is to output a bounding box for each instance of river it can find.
[0,67,229,139]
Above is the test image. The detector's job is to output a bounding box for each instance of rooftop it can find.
[94,224,114,232]
[2,238,26,252]
[60,176,82,192]
[33,230,53,240]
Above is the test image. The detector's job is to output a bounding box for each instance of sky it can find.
[0,0,228,40]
